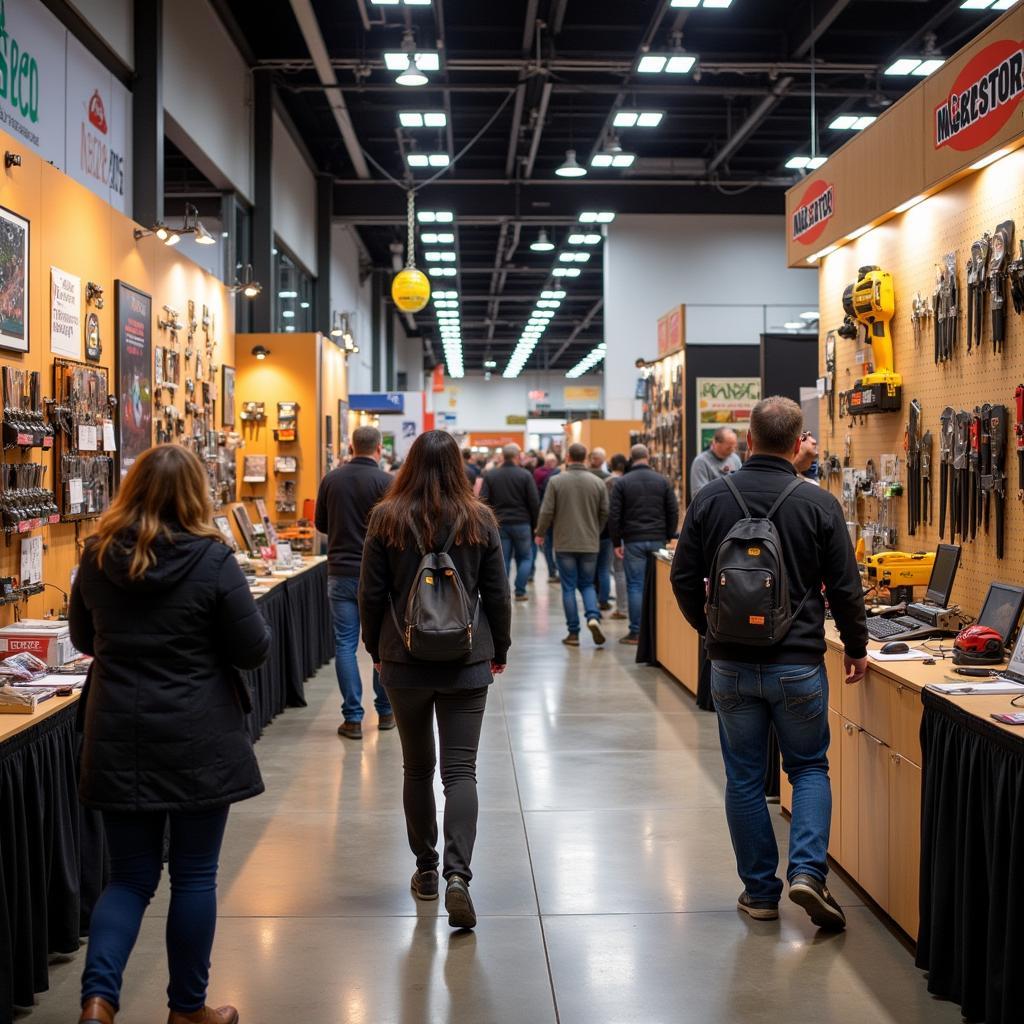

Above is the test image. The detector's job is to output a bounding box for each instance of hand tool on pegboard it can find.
[939,406,954,538]
[969,407,981,540]
[979,403,992,536]
[1015,385,1024,501]
[989,221,1014,353]
[905,399,921,536]
[1009,241,1024,316]
[953,410,971,542]
[990,404,1007,560]
[921,429,933,527]
[825,332,836,428]
[968,235,990,354]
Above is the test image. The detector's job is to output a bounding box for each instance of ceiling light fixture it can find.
[421,232,454,244]
[969,148,1011,170]
[531,229,555,252]
[556,149,587,177]
[613,110,664,128]
[579,212,615,223]
[566,342,607,379]
[228,263,262,298]
[829,114,877,130]
[636,53,698,74]
[800,311,820,320]
[885,57,945,76]
[251,345,271,360]
[417,210,454,223]
[568,233,601,245]
[399,111,447,127]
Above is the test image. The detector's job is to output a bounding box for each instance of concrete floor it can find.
[24,580,960,1023]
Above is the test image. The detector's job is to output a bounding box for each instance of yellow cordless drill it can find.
[838,266,902,414]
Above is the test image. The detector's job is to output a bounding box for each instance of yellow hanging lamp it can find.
[391,190,431,313]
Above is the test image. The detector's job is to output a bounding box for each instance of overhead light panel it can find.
[613,111,664,128]
[636,53,697,74]
[542,290,566,299]
[421,232,454,244]
[568,233,601,245]
[418,210,454,223]
[913,58,946,76]
[830,115,876,130]
[371,0,432,5]
[559,252,591,262]
[428,267,457,277]
[591,152,636,168]
[424,251,456,262]
[556,149,587,177]
[800,311,820,320]
[552,267,581,277]
[579,211,615,223]
[885,57,945,76]
[566,343,607,379]
[385,51,440,71]
[399,111,447,127]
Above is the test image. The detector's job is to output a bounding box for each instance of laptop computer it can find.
[976,582,1024,649]
[866,543,961,641]
[993,625,1024,685]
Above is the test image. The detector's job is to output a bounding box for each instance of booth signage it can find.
[349,392,405,414]
[49,266,80,358]
[696,377,760,452]
[791,180,835,244]
[564,385,601,404]
[934,39,1024,152]
[469,432,525,449]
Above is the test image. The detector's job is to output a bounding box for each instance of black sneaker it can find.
[445,875,477,929]
[736,891,779,920]
[410,869,439,901]
[587,619,606,645]
[789,873,846,931]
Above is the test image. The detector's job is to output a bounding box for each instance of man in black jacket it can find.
[480,443,540,601]
[315,426,393,739]
[609,444,679,644]
[671,396,867,931]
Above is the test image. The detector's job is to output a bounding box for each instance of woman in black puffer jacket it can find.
[69,445,270,1024]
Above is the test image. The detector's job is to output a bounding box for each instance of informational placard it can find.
[20,534,41,585]
[50,266,81,357]
[114,281,153,480]
[695,377,760,452]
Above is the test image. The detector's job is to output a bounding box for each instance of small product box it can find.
[0,620,78,668]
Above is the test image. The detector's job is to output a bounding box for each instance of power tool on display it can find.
[838,265,902,414]
[861,549,934,605]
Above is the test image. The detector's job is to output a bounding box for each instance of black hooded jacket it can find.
[69,529,272,812]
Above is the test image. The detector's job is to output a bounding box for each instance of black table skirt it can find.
[2,561,333,1021]
[917,690,1024,1024]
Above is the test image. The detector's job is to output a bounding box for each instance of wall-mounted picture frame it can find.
[0,206,30,352]
[114,281,153,480]
[222,364,236,427]
[213,514,238,551]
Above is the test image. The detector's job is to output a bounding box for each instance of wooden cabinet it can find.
[888,753,922,938]
[827,706,842,859]
[653,559,700,694]
[842,667,893,747]
[839,717,860,876]
[890,680,924,767]
[857,729,891,908]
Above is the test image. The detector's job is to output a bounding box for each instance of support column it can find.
[132,0,163,227]
[316,173,333,336]
[371,271,382,392]
[385,309,395,391]
[252,69,275,332]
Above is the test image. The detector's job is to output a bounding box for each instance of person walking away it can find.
[588,448,614,609]
[533,452,561,582]
[535,443,609,647]
[605,454,629,619]
[480,443,540,602]
[359,430,511,930]
[462,448,480,486]
[608,444,679,645]
[315,425,394,739]
[671,396,867,930]
[70,445,271,1024]
[690,427,742,498]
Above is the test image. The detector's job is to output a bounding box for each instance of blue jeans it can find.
[542,528,557,578]
[328,575,391,722]
[710,661,832,903]
[555,552,600,634]
[499,522,534,596]
[623,540,662,635]
[595,537,613,605]
[81,807,230,1013]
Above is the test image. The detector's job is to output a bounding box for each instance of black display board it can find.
[684,344,759,505]
[760,332,819,405]
[114,280,153,479]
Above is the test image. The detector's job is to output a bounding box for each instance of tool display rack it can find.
[634,348,686,505]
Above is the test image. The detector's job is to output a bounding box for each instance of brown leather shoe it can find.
[167,1005,239,1024]
[79,997,116,1024]
[337,721,362,740]
[610,610,628,620]
[378,714,396,731]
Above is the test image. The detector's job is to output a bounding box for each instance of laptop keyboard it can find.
[867,616,922,640]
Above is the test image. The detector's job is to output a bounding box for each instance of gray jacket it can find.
[690,447,742,497]
[536,463,609,554]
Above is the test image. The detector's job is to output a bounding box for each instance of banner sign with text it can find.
[695,377,760,452]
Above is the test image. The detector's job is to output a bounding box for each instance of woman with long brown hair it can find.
[70,445,270,1024]
[359,430,511,929]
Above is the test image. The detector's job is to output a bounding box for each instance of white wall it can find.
[163,0,252,200]
[68,0,133,67]
[272,112,317,275]
[603,215,819,419]
[436,371,605,433]
[330,223,373,393]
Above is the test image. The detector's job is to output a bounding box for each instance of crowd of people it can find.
[67,400,860,1024]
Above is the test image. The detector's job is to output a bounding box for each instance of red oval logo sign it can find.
[934,40,1024,152]
[88,90,107,134]
[791,179,835,245]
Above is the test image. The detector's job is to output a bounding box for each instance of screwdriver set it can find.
[0,461,59,533]
[2,367,53,449]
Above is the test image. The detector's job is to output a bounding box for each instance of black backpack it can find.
[705,476,812,647]
[391,526,477,662]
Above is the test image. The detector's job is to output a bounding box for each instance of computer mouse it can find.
[880,641,910,655]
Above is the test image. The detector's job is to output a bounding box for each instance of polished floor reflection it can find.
[25,580,959,1023]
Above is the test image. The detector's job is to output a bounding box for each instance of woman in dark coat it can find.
[70,445,271,1024]
[359,430,512,929]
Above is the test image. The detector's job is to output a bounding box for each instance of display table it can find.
[916,688,1024,1024]
[0,557,332,1021]
[640,554,702,698]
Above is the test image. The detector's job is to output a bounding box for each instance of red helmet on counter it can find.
[952,624,1004,665]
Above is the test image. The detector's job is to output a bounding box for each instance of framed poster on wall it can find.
[0,207,30,353]
[222,365,236,426]
[114,281,153,479]
[695,377,760,453]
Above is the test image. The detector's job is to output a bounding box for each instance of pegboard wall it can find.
[817,147,1024,620]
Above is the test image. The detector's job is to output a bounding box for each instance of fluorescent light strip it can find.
[566,343,607,379]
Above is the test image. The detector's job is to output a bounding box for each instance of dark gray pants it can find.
[387,685,489,880]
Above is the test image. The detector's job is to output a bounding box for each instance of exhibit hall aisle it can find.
[26,587,960,1024]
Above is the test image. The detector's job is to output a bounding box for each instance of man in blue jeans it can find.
[314,426,394,739]
[609,444,679,644]
[671,396,867,930]
[535,442,609,647]
[480,443,540,601]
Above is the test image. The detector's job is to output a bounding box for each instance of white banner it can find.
[50,265,80,357]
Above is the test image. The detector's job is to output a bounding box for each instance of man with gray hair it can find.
[315,425,394,739]
[480,443,540,601]
[608,443,679,643]
[671,396,867,930]
[690,427,742,498]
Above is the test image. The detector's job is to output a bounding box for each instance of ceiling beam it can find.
[793,0,854,59]
[287,0,370,179]
[550,0,569,36]
[546,298,604,368]
[707,76,795,175]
